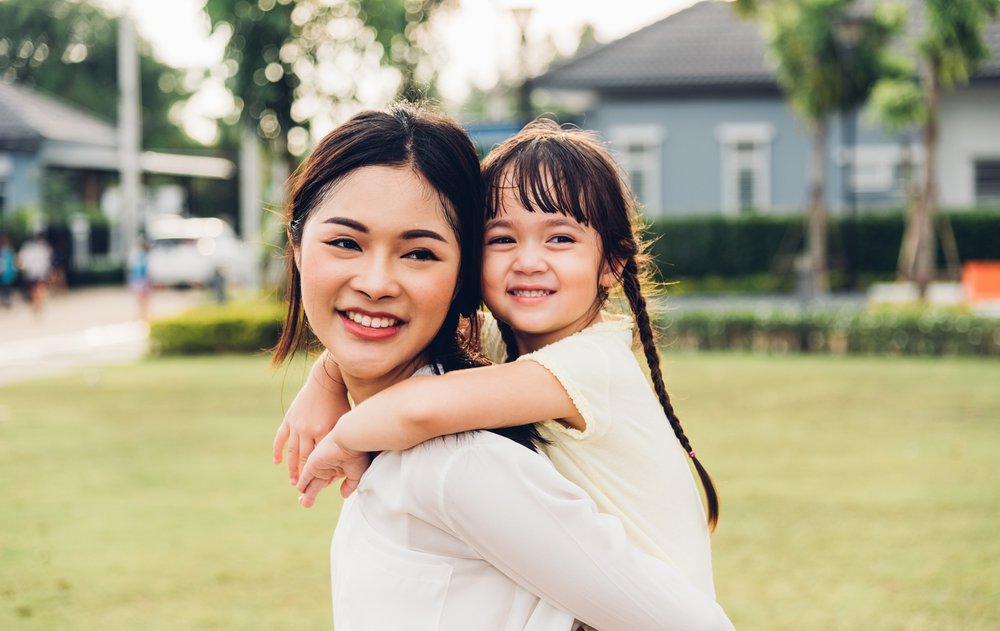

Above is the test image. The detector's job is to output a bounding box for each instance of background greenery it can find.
[1,353,998,630]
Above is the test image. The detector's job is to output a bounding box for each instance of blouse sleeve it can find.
[435,438,734,631]
[517,335,615,440]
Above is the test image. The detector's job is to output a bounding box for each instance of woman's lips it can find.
[338,310,403,340]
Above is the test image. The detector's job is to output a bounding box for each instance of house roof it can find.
[534,0,1000,93]
[0,80,118,152]
[0,80,235,179]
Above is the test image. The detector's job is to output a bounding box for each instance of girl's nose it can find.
[512,243,548,274]
[349,255,401,300]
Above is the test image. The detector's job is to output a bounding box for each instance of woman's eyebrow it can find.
[401,229,448,243]
[323,217,368,232]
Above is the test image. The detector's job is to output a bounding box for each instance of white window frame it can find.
[716,123,774,215]
[836,144,924,195]
[609,125,665,217]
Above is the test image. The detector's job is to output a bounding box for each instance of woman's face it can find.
[295,165,461,398]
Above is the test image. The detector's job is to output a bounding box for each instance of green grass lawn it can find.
[1,353,998,630]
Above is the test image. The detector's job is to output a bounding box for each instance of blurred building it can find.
[529,0,1000,217]
[0,81,235,263]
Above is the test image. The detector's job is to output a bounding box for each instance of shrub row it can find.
[658,309,1000,356]
[645,210,1000,286]
[150,301,285,355]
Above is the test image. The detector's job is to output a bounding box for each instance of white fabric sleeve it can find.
[517,336,613,440]
[436,439,734,631]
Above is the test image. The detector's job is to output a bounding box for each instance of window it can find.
[975,159,1000,203]
[717,124,774,214]
[610,126,665,216]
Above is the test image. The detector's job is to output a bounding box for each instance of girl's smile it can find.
[482,185,615,355]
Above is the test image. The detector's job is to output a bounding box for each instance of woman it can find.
[273,103,734,631]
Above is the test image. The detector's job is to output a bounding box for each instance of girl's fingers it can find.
[297,436,314,482]
[286,432,301,484]
[273,421,290,464]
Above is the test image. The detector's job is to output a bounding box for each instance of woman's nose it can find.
[349,255,401,300]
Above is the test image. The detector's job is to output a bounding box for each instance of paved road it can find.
[0,286,202,386]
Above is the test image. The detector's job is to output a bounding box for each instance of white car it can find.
[147,216,252,288]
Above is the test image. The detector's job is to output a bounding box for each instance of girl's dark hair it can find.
[273,102,540,450]
[481,118,719,530]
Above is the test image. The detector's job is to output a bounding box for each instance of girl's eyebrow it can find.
[323,216,447,243]
[485,217,584,231]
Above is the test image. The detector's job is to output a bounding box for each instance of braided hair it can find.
[482,119,719,530]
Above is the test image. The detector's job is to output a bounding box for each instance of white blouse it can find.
[330,428,733,630]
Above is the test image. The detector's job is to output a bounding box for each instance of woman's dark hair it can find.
[481,118,719,530]
[274,102,541,450]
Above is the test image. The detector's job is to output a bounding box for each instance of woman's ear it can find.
[289,231,301,268]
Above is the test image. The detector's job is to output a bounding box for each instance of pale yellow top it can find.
[482,312,716,598]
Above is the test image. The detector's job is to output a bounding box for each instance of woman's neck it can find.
[341,353,428,404]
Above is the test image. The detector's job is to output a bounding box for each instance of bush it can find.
[645,210,1000,290]
[150,301,285,355]
[658,308,1000,356]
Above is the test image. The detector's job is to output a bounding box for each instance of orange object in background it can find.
[962,261,1000,301]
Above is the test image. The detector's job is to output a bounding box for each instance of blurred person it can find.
[17,232,53,317]
[271,103,733,631]
[0,234,15,308]
[128,237,152,321]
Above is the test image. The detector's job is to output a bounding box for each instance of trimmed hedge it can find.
[646,210,1000,287]
[150,301,285,355]
[658,309,1000,356]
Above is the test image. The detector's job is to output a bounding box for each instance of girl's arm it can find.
[294,360,581,507]
[331,360,584,453]
[273,350,352,484]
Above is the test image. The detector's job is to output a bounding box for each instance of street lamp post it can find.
[510,4,535,126]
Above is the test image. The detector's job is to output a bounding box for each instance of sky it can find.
[99,0,703,143]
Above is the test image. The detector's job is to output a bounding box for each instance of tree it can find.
[736,0,901,297]
[870,0,1000,294]
[0,0,196,150]
[202,0,454,166]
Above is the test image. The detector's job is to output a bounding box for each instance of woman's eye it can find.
[486,236,515,245]
[326,237,361,251]
[403,248,439,262]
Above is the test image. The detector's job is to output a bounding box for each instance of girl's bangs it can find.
[486,142,597,227]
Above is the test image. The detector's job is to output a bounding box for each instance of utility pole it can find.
[117,10,142,263]
[239,122,262,291]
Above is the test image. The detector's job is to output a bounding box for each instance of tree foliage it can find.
[202,0,454,159]
[0,0,197,150]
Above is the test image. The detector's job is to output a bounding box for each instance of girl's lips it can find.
[507,288,555,305]
[338,311,403,341]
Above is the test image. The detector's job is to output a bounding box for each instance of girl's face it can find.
[295,166,461,400]
[482,184,613,354]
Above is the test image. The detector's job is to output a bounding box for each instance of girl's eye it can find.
[549,235,576,244]
[486,236,515,245]
[327,237,361,251]
[402,248,439,262]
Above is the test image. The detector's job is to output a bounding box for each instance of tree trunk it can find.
[808,117,829,298]
[897,136,920,280]
[914,58,941,296]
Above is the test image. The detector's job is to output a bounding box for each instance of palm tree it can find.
[736,0,900,297]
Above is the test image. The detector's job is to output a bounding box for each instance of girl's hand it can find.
[273,353,352,485]
[296,430,371,507]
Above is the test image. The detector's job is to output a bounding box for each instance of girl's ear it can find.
[600,257,625,289]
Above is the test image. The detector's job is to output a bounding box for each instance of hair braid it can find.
[621,256,719,531]
[497,318,521,361]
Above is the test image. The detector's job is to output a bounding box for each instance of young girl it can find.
[276,119,721,598]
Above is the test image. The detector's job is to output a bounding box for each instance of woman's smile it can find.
[295,165,461,397]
